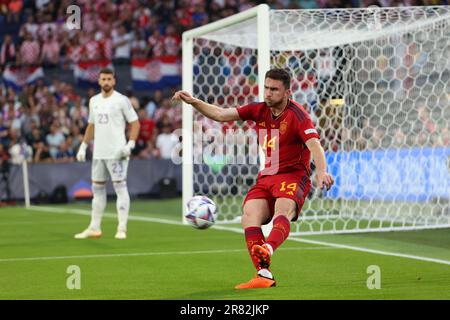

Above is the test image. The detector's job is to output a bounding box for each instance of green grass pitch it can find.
[0,198,449,300]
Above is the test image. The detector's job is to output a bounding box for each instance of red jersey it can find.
[237,100,320,176]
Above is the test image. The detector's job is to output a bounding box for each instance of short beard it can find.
[265,98,284,109]
[102,85,113,93]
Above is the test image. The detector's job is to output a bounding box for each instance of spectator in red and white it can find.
[82,31,102,61]
[147,28,165,58]
[96,31,113,61]
[81,11,97,34]
[65,34,84,65]
[2,98,20,123]
[19,32,40,66]
[134,4,152,31]
[94,1,113,24]
[40,32,60,67]
[163,24,181,56]
[112,25,133,64]
[0,35,16,68]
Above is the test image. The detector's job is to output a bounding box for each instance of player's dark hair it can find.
[265,68,291,89]
[99,68,115,77]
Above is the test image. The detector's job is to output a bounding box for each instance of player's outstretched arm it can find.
[305,138,334,190]
[172,90,241,122]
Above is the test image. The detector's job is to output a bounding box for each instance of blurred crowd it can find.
[338,107,450,152]
[0,0,449,166]
[0,80,182,165]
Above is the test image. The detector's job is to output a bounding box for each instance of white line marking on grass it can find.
[212,225,450,266]
[27,206,450,267]
[289,237,450,266]
[0,246,336,263]
[28,206,183,226]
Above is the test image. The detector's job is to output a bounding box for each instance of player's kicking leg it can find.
[74,181,106,239]
[235,198,276,289]
[250,197,297,276]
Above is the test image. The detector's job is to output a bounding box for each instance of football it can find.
[185,196,217,229]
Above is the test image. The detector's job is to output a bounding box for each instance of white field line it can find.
[0,246,335,263]
[25,206,450,267]
[289,237,450,266]
[27,205,183,226]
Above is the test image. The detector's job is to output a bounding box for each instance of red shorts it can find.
[243,170,311,223]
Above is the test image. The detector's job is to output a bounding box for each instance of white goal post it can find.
[182,4,450,235]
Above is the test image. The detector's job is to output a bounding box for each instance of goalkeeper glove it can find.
[76,142,88,162]
[119,140,135,159]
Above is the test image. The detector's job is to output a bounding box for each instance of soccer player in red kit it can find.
[172,68,334,289]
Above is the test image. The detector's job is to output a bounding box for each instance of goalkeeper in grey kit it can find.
[75,68,140,240]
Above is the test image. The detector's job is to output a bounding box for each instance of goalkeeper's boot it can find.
[74,228,102,239]
[251,243,272,269]
[114,229,127,240]
[235,272,276,289]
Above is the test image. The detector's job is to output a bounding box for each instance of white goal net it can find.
[182,5,450,235]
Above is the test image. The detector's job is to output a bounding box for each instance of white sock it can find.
[113,181,130,231]
[264,243,274,256]
[258,268,273,279]
[88,183,106,231]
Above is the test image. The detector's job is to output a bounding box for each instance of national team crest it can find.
[280,120,288,134]
[146,61,163,82]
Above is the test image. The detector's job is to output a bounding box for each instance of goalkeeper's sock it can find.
[266,215,290,253]
[244,226,265,269]
[88,183,107,231]
[113,181,130,231]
